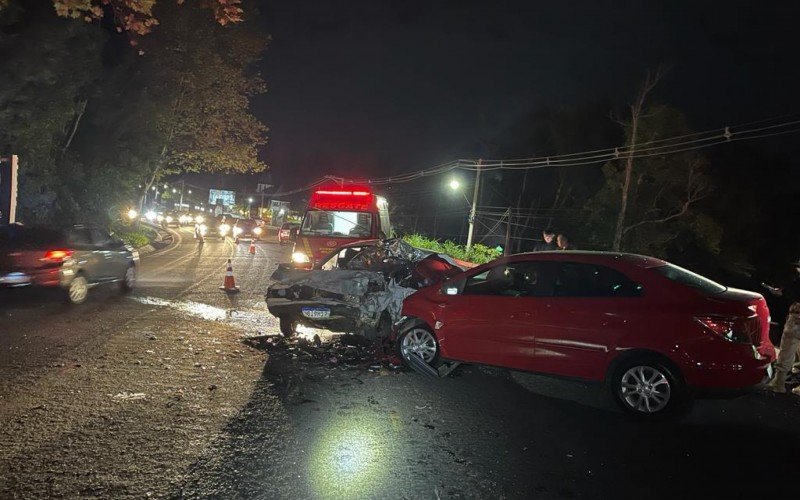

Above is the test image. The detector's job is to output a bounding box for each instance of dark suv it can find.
[0,224,139,304]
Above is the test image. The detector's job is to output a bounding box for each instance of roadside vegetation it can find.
[402,234,501,264]
[111,220,158,249]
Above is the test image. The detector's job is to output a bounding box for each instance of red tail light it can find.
[694,315,749,343]
[43,249,73,261]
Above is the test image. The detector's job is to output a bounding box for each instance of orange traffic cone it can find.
[248,240,256,255]
[219,259,240,293]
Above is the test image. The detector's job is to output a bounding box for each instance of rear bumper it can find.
[0,267,73,289]
[677,342,773,391]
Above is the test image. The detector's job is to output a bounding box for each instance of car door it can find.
[67,228,103,282]
[436,260,554,371]
[92,228,128,280]
[534,261,644,381]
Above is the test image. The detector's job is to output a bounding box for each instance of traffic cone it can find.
[219,259,240,293]
[248,240,256,255]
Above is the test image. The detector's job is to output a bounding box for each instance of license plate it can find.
[302,307,330,319]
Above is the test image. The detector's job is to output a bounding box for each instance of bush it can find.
[402,234,501,264]
[111,220,153,249]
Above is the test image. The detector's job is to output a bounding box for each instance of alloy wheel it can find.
[69,276,88,304]
[124,266,136,289]
[619,365,671,413]
[401,328,437,363]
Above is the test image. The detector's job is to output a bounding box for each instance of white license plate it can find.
[0,272,31,285]
[302,307,330,319]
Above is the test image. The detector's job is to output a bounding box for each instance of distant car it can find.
[266,239,462,338]
[278,222,299,244]
[160,211,180,228]
[233,218,263,243]
[396,251,776,417]
[195,216,226,240]
[0,224,139,304]
[178,212,196,226]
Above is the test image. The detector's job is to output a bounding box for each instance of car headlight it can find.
[157,215,164,222]
[219,224,230,235]
[233,227,243,235]
[166,216,173,223]
[199,224,208,235]
[292,251,311,264]
[145,211,157,221]
[195,215,204,224]
[253,227,263,235]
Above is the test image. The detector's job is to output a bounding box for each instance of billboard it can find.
[0,155,19,224]
[208,189,235,207]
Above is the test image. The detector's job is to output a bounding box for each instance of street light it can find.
[447,162,482,251]
[172,188,177,193]
[163,184,168,189]
[126,209,138,220]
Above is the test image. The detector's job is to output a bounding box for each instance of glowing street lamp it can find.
[448,179,461,191]
[126,209,138,220]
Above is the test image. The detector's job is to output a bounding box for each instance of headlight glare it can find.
[292,252,311,264]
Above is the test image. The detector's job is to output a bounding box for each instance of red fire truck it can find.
[290,185,392,268]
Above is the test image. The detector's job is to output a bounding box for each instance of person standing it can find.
[556,233,571,250]
[533,228,558,252]
[765,259,800,395]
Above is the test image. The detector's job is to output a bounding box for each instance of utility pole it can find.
[178,180,185,211]
[465,159,482,251]
[504,208,511,256]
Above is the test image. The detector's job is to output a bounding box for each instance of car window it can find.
[0,226,63,246]
[554,262,643,297]
[68,228,93,246]
[462,262,556,297]
[90,229,112,247]
[652,263,726,295]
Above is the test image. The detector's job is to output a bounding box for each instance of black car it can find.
[266,239,461,338]
[0,224,139,304]
[195,215,226,240]
[233,218,264,243]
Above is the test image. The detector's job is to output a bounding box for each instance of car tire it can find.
[397,325,440,367]
[610,356,690,419]
[65,275,89,305]
[120,265,136,293]
[279,317,297,337]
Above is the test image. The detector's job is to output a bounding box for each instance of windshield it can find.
[652,263,727,295]
[301,210,373,238]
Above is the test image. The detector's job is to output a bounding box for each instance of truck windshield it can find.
[300,210,373,238]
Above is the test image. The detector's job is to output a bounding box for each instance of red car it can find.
[395,251,776,417]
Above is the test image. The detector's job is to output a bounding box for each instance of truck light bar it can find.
[314,190,371,196]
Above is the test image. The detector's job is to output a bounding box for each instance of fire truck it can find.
[290,185,392,268]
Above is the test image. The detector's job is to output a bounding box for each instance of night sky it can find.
[251,0,799,189]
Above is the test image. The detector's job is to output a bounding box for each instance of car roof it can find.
[503,251,667,268]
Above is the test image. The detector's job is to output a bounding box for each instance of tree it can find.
[6,1,245,36]
[585,104,719,257]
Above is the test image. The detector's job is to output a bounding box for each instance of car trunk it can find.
[709,288,775,360]
[0,227,68,277]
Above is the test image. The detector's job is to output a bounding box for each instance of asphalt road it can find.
[2,228,800,499]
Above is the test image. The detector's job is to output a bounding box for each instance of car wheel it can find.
[611,357,688,418]
[120,265,136,293]
[279,317,297,337]
[397,326,439,366]
[65,275,89,305]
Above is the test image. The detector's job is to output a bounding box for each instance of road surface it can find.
[1,227,799,499]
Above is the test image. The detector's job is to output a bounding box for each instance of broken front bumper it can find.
[266,297,371,334]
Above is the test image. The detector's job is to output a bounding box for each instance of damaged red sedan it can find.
[396,251,776,417]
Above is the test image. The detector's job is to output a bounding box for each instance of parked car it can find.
[233,218,264,243]
[395,251,776,417]
[0,224,139,304]
[278,222,300,244]
[266,239,462,338]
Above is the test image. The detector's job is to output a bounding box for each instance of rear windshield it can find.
[0,226,64,247]
[652,263,727,295]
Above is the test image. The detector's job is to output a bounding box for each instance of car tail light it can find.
[43,249,73,262]
[694,315,750,343]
